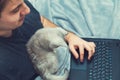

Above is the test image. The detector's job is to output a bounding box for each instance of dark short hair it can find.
[0,0,9,17]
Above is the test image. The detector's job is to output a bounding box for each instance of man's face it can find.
[0,0,30,31]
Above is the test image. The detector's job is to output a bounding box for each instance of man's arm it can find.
[40,16,96,62]
[40,16,57,28]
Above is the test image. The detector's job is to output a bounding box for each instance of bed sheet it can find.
[28,0,120,39]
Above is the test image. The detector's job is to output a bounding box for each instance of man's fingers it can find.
[85,42,96,60]
[69,41,96,62]
[79,46,84,62]
[69,46,79,59]
[88,49,94,60]
[89,42,96,53]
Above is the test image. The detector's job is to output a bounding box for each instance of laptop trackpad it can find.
[69,55,88,80]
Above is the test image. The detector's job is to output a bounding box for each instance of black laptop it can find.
[68,38,120,80]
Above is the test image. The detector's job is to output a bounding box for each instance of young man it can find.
[0,0,95,80]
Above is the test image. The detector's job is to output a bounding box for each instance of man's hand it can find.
[65,32,96,62]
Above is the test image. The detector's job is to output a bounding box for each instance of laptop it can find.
[68,38,120,80]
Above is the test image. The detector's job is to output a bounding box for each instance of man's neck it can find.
[0,30,12,37]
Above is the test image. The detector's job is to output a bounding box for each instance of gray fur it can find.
[26,27,68,80]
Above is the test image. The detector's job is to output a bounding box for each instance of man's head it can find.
[0,0,30,36]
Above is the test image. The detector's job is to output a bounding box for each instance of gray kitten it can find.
[26,27,69,80]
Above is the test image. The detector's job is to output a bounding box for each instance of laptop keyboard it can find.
[88,41,112,80]
[69,38,120,80]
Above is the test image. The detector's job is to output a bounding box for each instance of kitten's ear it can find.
[49,37,67,50]
[49,41,60,49]
[49,44,59,49]
[56,27,68,36]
